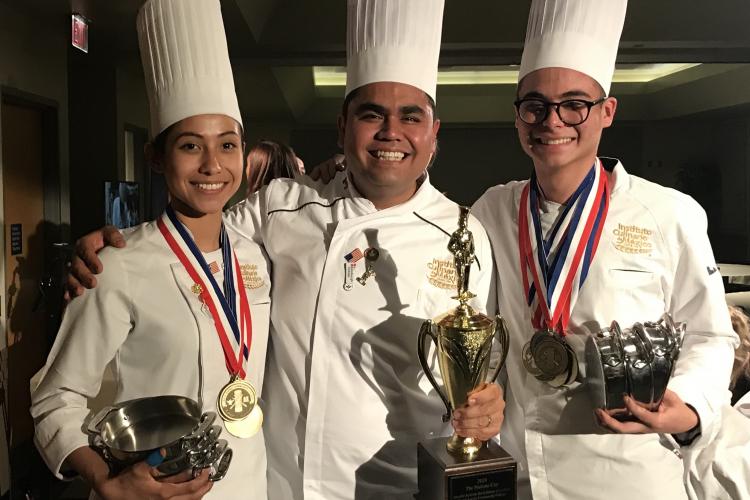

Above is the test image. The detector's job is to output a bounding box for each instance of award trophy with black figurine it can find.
[416,206,516,500]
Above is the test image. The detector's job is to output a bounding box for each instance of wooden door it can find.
[2,101,47,467]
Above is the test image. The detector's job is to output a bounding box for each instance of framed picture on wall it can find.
[105,181,140,229]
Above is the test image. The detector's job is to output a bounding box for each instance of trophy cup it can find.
[416,206,517,500]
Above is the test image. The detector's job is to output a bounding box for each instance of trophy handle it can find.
[488,315,510,384]
[418,320,452,422]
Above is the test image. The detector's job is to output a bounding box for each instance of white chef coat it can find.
[472,158,738,500]
[225,172,494,500]
[682,392,750,500]
[30,216,271,500]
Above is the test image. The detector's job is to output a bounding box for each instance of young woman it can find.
[30,1,270,499]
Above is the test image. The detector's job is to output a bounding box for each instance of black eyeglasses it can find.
[513,97,607,126]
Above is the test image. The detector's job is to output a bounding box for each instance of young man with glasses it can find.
[472,1,737,499]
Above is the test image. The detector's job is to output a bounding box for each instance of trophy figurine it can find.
[416,206,516,499]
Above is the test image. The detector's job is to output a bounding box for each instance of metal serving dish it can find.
[87,395,231,481]
[586,313,684,418]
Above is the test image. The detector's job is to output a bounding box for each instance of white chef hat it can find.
[345,0,445,102]
[137,0,242,138]
[518,0,627,95]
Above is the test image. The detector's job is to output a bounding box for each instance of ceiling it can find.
[7,0,750,125]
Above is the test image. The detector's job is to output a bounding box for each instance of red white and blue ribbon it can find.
[158,206,252,378]
[518,159,610,335]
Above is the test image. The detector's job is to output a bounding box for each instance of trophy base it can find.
[416,438,516,500]
[446,433,483,455]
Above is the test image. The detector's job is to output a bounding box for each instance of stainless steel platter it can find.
[87,395,231,481]
[586,313,684,418]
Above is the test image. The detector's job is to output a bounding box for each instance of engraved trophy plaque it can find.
[416,206,517,500]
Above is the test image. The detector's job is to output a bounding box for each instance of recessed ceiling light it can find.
[313,63,701,86]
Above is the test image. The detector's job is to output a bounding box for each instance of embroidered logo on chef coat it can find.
[427,258,457,290]
[240,264,264,289]
[612,223,653,255]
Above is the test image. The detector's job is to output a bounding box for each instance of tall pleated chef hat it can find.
[519,0,628,95]
[137,0,242,138]
[345,0,445,102]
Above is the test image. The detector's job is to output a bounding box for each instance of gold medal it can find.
[217,377,257,422]
[224,405,263,439]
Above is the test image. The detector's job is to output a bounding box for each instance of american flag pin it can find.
[208,261,221,274]
[344,248,363,264]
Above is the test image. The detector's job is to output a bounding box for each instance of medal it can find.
[158,207,262,435]
[224,405,263,439]
[518,160,610,387]
[217,376,257,422]
[523,329,577,385]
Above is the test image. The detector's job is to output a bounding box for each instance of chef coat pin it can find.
[356,248,380,286]
[343,248,364,291]
[190,283,210,315]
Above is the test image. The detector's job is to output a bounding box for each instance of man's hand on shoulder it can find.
[308,154,345,184]
[64,225,126,302]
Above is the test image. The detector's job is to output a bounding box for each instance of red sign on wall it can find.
[71,14,88,53]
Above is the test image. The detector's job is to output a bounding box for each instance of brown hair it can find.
[729,305,750,389]
[246,140,298,193]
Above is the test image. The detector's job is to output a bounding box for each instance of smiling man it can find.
[65,0,505,498]
[230,2,505,496]
[472,0,738,499]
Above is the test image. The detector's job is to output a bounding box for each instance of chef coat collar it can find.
[513,157,629,222]
[343,169,435,215]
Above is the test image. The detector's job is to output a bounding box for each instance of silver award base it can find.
[416,438,517,500]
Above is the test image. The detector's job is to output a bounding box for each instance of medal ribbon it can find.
[518,159,610,335]
[157,206,252,378]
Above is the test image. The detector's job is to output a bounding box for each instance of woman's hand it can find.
[67,446,212,500]
[94,462,212,500]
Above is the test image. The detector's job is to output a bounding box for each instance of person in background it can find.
[31,1,270,498]
[681,304,750,499]
[245,140,300,193]
[729,304,750,404]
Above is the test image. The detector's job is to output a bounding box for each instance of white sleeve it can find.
[30,249,133,479]
[467,215,494,316]
[224,187,268,246]
[665,201,738,435]
[471,192,500,317]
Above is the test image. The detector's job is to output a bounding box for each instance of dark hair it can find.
[151,123,176,158]
[341,86,438,119]
[246,140,299,193]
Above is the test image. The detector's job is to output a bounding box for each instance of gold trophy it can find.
[416,206,517,499]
